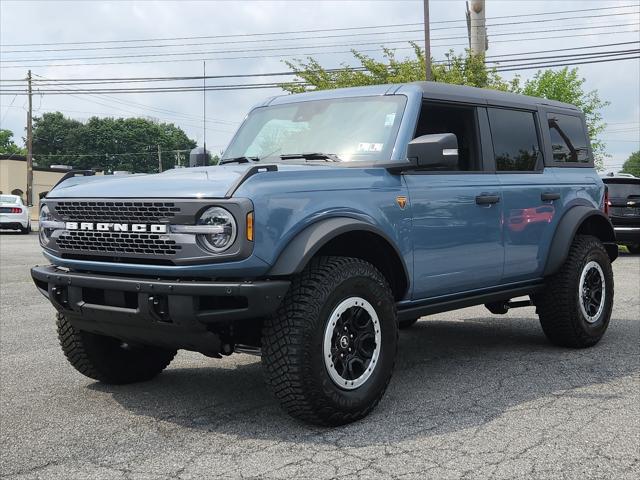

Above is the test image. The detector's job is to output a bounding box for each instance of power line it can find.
[3,10,637,55]
[4,3,638,47]
[2,42,637,85]
[3,29,638,69]
[494,54,640,72]
[3,22,637,64]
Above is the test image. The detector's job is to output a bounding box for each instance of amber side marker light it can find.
[247,212,254,241]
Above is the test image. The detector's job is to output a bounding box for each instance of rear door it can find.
[405,102,504,299]
[488,107,560,282]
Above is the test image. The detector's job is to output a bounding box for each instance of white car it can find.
[0,195,30,234]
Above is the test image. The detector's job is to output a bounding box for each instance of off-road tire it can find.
[398,317,419,329]
[56,313,176,384]
[627,243,640,254]
[535,235,613,348]
[262,256,398,426]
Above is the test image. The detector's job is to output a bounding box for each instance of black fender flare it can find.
[544,206,617,276]
[267,217,410,283]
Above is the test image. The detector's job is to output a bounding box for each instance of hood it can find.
[46,163,334,199]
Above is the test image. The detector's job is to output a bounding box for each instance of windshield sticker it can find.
[357,142,384,152]
[384,113,396,126]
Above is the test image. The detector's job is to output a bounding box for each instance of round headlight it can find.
[197,207,237,253]
[39,204,52,246]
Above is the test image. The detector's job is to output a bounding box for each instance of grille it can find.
[54,201,180,223]
[57,231,181,256]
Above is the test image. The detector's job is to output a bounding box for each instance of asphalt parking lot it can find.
[1,233,638,480]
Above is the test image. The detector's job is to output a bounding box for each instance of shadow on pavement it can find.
[89,315,638,445]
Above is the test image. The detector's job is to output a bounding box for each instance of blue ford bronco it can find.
[32,82,617,426]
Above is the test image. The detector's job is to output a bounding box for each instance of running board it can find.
[396,284,543,321]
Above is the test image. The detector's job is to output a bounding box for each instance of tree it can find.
[511,68,609,169]
[283,46,608,169]
[283,43,512,93]
[621,151,640,177]
[0,129,26,155]
[32,112,197,172]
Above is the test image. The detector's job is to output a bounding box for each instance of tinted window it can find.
[488,108,540,171]
[548,114,590,163]
[605,181,640,199]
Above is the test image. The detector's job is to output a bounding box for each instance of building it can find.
[0,155,101,223]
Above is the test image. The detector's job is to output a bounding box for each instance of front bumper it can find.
[31,265,290,354]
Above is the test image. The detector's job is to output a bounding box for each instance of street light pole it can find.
[26,70,33,206]
[423,0,432,81]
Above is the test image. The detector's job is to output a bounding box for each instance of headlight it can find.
[196,206,237,253]
[39,204,52,246]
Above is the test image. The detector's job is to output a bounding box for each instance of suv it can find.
[32,82,618,426]
[602,174,640,253]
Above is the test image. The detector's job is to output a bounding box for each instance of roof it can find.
[267,81,580,112]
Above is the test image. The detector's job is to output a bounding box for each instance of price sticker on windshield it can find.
[357,143,383,152]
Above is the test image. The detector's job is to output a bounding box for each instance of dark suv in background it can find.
[603,174,640,253]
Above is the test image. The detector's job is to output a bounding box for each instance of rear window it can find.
[0,195,20,203]
[548,113,590,164]
[605,181,640,199]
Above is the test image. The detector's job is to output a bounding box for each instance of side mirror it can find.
[407,133,459,170]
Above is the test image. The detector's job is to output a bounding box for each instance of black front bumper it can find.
[31,265,290,354]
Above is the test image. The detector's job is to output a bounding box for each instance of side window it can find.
[547,113,590,164]
[488,108,540,171]
[414,102,481,171]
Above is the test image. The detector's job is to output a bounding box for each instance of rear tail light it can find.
[603,186,610,215]
[10,207,22,214]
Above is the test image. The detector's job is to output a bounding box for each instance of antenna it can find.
[203,60,206,161]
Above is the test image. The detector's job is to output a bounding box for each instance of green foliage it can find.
[282,43,512,93]
[0,129,26,155]
[621,150,640,177]
[283,47,609,169]
[32,112,197,173]
[511,67,609,169]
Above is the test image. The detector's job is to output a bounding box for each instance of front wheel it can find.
[535,235,614,348]
[262,256,398,426]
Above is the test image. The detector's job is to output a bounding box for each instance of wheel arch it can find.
[544,206,618,276]
[267,217,410,301]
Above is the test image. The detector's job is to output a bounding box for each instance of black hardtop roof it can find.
[411,81,580,112]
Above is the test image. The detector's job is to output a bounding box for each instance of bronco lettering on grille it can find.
[65,222,167,233]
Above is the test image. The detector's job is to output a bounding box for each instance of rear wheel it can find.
[262,256,398,426]
[535,235,613,348]
[57,313,176,384]
[20,223,30,234]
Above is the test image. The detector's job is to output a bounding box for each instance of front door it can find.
[405,102,503,300]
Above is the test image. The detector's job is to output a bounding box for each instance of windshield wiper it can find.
[220,156,261,165]
[279,152,342,162]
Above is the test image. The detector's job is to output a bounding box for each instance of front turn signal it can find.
[246,211,254,241]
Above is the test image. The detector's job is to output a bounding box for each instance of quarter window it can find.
[488,108,540,171]
[548,114,590,163]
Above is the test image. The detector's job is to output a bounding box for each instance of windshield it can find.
[223,95,407,163]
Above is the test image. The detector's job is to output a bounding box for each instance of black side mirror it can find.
[407,133,459,170]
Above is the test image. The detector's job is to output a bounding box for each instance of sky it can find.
[0,0,639,172]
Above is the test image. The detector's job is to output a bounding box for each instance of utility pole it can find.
[157,144,162,173]
[467,0,487,56]
[423,0,432,81]
[26,70,33,206]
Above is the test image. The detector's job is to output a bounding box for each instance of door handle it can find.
[475,195,500,205]
[541,192,561,201]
